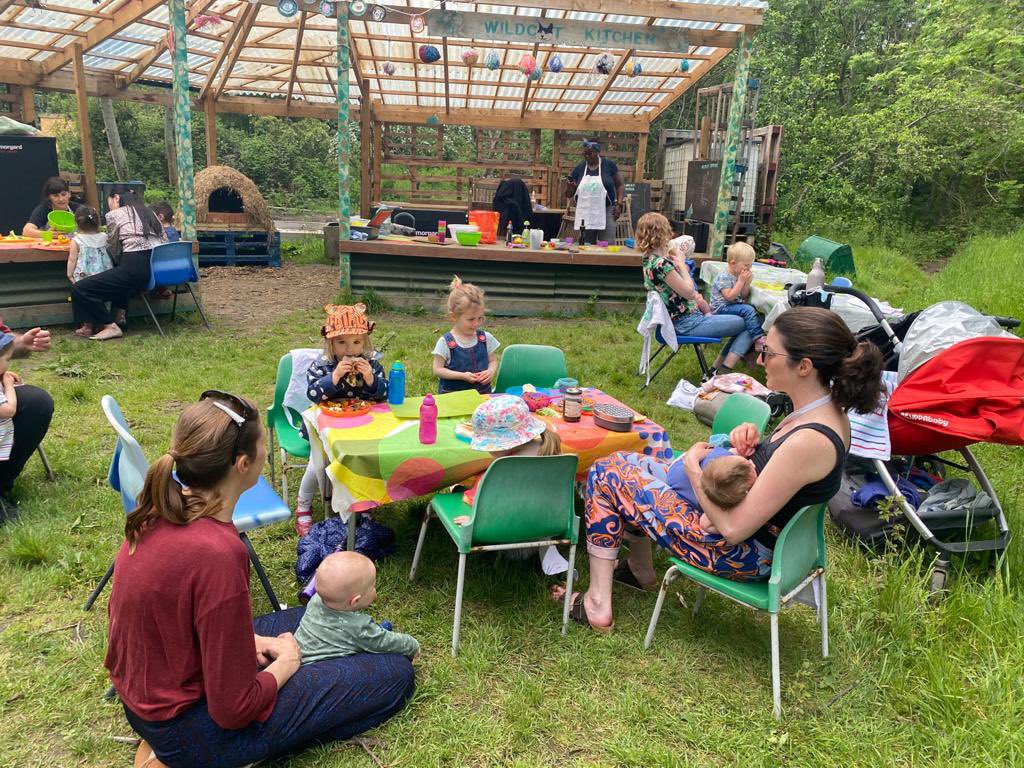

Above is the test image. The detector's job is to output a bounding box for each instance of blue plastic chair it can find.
[84,396,290,612]
[642,327,722,388]
[142,242,211,337]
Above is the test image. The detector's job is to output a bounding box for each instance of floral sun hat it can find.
[470,394,546,452]
[321,302,374,339]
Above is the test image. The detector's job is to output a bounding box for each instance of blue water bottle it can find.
[388,361,406,406]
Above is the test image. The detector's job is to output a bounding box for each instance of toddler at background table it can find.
[433,277,500,394]
[67,206,115,338]
[295,304,389,537]
[0,333,17,462]
[457,395,573,576]
[150,201,180,242]
[710,242,767,355]
[295,551,420,664]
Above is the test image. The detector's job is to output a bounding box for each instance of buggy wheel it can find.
[928,564,949,599]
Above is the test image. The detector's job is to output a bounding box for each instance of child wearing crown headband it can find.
[295,304,388,537]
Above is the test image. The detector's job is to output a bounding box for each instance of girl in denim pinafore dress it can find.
[431,277,500,394]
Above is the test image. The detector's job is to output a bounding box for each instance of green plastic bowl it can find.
[47,209,76,233]
[455,230,482,246]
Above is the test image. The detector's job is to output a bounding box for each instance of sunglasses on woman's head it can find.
[200,390,255,462]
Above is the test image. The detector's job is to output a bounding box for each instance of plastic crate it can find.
[196,230,281,267]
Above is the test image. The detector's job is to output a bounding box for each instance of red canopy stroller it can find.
[791,284,1021,593]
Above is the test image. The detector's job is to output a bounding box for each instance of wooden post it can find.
[336,2,351,290]
[360,101,372,218]
[372,118,382,205]
[708,28,753,261]
[204,94,218,167]
[635,132,648,181]
[169,0,197,241]
[549,129,561,207]
[20,86,36,125]
[72,45,99,211]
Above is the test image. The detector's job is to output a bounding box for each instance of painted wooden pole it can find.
[170,0,197,241]
[708,27,753,260]
[337,4,352,290]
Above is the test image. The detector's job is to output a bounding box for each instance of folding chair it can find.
[37,445,55,481]
[85,395,290,613]
[142,242,211,337]
[409,454,580,655]
[641,328,722,388]
[643,503,829,719]
[493,344,568,393]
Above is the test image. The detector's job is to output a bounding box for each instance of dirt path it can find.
[197,263,340,328]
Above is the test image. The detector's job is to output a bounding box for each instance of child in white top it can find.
[432,277,500,394]
[67,206,115,338]
[0,333,18,462]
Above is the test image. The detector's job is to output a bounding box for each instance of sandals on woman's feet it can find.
[612,561,659,593]
[90,326,124,341]
[567,592,614,634]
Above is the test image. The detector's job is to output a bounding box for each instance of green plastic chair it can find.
[409,454,580,655]
[493,344,568,393]
[711,392,772,436]
[643,503,829,719]
[266,352,312,502]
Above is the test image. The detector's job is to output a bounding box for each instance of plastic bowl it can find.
[455,230,482,246]
[448,223,480,238]
[596,240,609,248]
[607,245,622,252]
[47,209,76,233]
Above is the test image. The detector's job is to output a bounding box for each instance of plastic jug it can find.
[529,229,544,250]
[419,394,438,444]
[388,362,406,406]
[467,210,499,244]
[806,258,826,292]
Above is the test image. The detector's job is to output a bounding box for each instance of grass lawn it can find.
[1,229,1022,767]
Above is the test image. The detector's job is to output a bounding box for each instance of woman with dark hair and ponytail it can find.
[561,307,885,632]
[105,393,414,768]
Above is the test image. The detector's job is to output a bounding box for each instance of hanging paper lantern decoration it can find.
[418,44,441,64]
[530,65,542,81]
[519,54,537,76]
[409,13,425,33]
[630,60,642,78]
[370,4,386,22]
[549,55,563,74]
[426,113,440,126]
[594,53,614,75]
[319,1,335,18]
[277,0,298,17]
[680,59,690,72]
[485,51,501,70]
[461,48,479,66]
[349,0,367,17]
[382,61,396,76]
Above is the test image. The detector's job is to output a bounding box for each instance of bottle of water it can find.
[419,393,438,445]
[806,257,826,292]
[388,362,405,406]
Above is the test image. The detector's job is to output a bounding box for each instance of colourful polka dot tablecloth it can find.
[302,388,673,519]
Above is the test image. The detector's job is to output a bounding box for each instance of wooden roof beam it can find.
[373,104,647,132]
[214,2,260,100]
[198,3,258,100]
[639,44,733,122]
[285,11,308,108]
[584,48,631,119]
[43,0,169,75]
[126,0,225,85]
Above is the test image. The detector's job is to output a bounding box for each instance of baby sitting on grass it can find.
[294,551,420,664]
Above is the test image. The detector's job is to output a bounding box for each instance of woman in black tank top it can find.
[558,308,885,632]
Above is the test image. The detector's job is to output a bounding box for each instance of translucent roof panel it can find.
[1,0,766,126]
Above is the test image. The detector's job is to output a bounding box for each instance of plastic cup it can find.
[40,231,53,242]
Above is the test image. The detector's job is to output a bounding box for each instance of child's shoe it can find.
[294,511,313,538]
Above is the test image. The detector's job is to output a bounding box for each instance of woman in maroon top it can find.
[105,393,414,767]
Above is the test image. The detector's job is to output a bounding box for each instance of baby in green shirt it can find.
[294,551,421,665]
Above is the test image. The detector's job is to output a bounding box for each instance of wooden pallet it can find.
[197,229,281,267]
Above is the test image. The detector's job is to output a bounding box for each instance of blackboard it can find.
[623,182,650,229]
[685,160,721,222]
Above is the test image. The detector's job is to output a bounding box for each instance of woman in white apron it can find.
[566,140,625,245]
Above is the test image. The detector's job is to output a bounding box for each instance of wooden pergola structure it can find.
[0,0,766,264]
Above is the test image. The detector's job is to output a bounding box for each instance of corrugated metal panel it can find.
[350,254,642,316]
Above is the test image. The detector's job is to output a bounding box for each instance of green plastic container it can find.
[455,230,482,246]
[794,235,855,275]
[47,209,76,233]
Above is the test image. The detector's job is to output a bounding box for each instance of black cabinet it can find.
[0,136,59,235]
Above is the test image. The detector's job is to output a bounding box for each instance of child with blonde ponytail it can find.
[432,276,500,394]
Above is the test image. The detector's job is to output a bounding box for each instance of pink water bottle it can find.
[419,393,438,444]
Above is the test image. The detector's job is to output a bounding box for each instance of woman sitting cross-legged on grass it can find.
[104,393,414,768]
[555,308,884,632]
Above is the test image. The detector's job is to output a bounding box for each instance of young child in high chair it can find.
[456,395,574,576]
[710,242,766,356]
[0,333,18,464]
[432,277,499,394]
[67,206,115,338]
[295,304,388,536]
[294,551,420,664]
